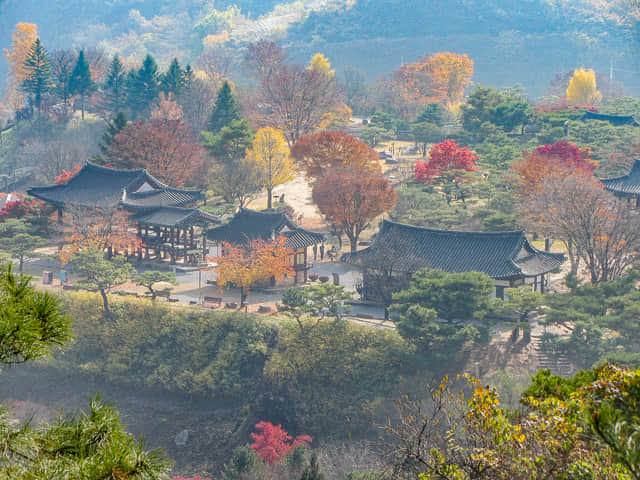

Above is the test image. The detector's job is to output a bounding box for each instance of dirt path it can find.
[246,173,328,231]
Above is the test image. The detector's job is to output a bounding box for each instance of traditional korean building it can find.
[601,159,640,207]
[207,208,324,284]
[28,162,218,263]
[343,220,565,300]
[581,111,640,127]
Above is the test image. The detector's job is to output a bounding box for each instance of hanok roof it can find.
[601,159,640,196]
[581,111,640,127]
[207,208,323,249]
[342,220,564,280]
[28,162,204,209]
[133,207,220,228]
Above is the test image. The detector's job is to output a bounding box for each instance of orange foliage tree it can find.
[392,52,473,115]
[512,141,597,196]
[58,206,140,265]
[4,22,38,109]
[313,167,397,252]
[54,165,81,184]
[107,97,204,186]
[290,130,381,179]
[215,236,294,305]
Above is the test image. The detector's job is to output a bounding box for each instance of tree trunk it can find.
[267,187,272,210]
[150,288,156,301]
[81,93,85,120]
[100,289,114,321]
[349,233,359,252]
[240,287,248,307]
[19,255,24,272]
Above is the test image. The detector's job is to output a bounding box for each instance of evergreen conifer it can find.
[21,38,52,114]
[69,50,94,120]
[207,80,241,133]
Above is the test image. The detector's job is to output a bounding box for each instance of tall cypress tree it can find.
[103,55,126,115]
[69,50,94,120]
[126,54,159,118]
[21,38,52,114]
[161,58,185,96]
[207,80,241,133]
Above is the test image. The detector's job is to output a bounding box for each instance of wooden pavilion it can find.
[29,162,219,264]
[207,208,324,284]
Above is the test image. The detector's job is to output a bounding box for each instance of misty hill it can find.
[0,0,638,97]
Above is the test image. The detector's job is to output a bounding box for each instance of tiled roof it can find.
[581,111,640,127]
[28,162,203,209]
[601,159,640,196]
[133,207,219,227]
[283,228,325,249]
[207,208,323,249]
[123,188,203,209]
[342,220,564,280]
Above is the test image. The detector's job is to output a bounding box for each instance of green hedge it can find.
[52,292,411,435]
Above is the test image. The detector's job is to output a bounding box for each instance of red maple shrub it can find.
[250,421,312,465]
[414,139,478,183]
[0,198,44,220]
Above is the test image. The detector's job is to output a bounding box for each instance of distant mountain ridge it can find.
[0,0,637,98]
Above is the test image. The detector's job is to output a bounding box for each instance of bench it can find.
[203,296,223,306]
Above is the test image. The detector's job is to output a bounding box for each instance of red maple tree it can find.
[250,421,312,465]
[512,140,596,195]
[107,98,205,186]
[414,139,478,183]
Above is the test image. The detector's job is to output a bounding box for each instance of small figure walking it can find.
[313,244,318,260]
[319,244,325,261]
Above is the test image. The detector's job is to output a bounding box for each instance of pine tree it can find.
[207,80,241,133]
[102,55,125,115]
[21,38,52,114]
[69,50,94,120]
[98,112,127,156]
[161,58,185,95]
[126,54,159,117]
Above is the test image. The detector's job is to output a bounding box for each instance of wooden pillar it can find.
[57,207,63,224]
[202,233,207,259]
[183,228,188,262]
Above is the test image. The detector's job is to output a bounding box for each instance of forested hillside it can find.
[0,0,638,96]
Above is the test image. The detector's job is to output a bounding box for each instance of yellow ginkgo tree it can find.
[566,68,602,105]
[246,127,296,209]
[307,53,335,78]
